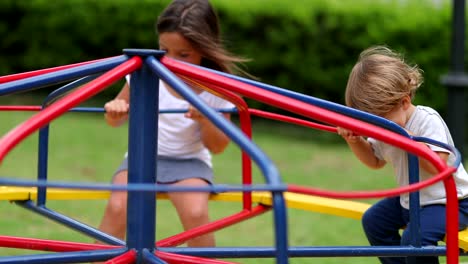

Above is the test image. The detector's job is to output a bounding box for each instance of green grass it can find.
[0,109,466,263]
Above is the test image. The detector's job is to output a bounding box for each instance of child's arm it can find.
[419,151,450,175]
[415,141,450,174]
[104,83,130,127]
[405,129,450,175]
[186,107,231,154]
[337,127,386,169]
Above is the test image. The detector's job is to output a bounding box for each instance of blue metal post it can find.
[37,126,50,206]
[272,193,289,264]
[37,74,98,206]
[37,76,100,206]
[124,49,164,263]
[407,154,422,264]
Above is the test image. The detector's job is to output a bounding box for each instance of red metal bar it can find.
[156,205,270,247]
[105,249,137,264]
[288,167,456,199]
[0,57,116,84]
[163,57,459,262]
[157,251,241,264]
[238,105,253,210]
[289,170,459,264]
[249,108,337,133]
[177,74,254,210]
[162,56,447,173]
[205,83,254,211]
[0,57,142,164]
[444,177,459,264]
[0,235,119,252]
[0,106,41,111]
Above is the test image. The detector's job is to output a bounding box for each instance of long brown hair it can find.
[156,0,248,75]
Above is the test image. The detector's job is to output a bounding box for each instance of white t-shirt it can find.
[126,78,235,167]
[368,105,468,209]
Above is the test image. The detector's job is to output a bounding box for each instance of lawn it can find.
[0,105,465,264]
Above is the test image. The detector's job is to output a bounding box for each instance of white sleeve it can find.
[416,114,450,153]
[206,93,235,110]
[367,138,384,161]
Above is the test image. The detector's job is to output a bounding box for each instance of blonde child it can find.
[337,46,468,264]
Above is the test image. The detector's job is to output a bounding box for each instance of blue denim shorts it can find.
[114,155,213,184]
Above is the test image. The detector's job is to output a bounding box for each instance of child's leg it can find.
[97,170,129,242]
[401,204,445,264]
[168,178,214,247]
[93,171,128,264]
[362,197,406,264]
[402,198,468,264]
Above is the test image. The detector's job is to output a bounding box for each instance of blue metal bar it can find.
[0,106,236,114]
[4,49,461,263]
[271,192,289,264]
[36,124,50,206]
[26,66,104,222]
[407,153,421,247]
[43,74,101,106]
[186,62,461,254]
[143,248,168,264]
[69,106,106,113]
[148,55,289,264]
[210,67,431,251]
[0,56,128,96]
[16,200,124,246]
[406,136,464,248]
[413,136,463,167]
[0,247,127,264]
[158,245,449,258]
[37,75,102,206]
[124,50,162,260]
[64,106,236,114]
[146,56,282,186]
[34,101,231,206]
[0,178,287,192]
[173,61,408,135]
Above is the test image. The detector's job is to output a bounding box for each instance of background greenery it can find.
[1,0,465,149]
[0,0,461,112]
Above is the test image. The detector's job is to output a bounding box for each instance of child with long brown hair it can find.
[98,0,248,249]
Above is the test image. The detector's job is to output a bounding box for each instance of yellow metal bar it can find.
[2,186,467,250]
[0,187,368,219]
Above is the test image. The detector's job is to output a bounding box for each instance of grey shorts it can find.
[114,155,213,184]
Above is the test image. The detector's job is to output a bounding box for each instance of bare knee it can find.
[106,171,128,217]
[106,193,127,217]
[185,203,209,222]
[170,193,210,228]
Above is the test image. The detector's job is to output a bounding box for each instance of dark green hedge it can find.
[215,0,454,114]
[0,0,459,114]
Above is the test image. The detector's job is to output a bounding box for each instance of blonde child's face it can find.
[382,106,407,127]
[159,32,203,66]
[381,96,413,127]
